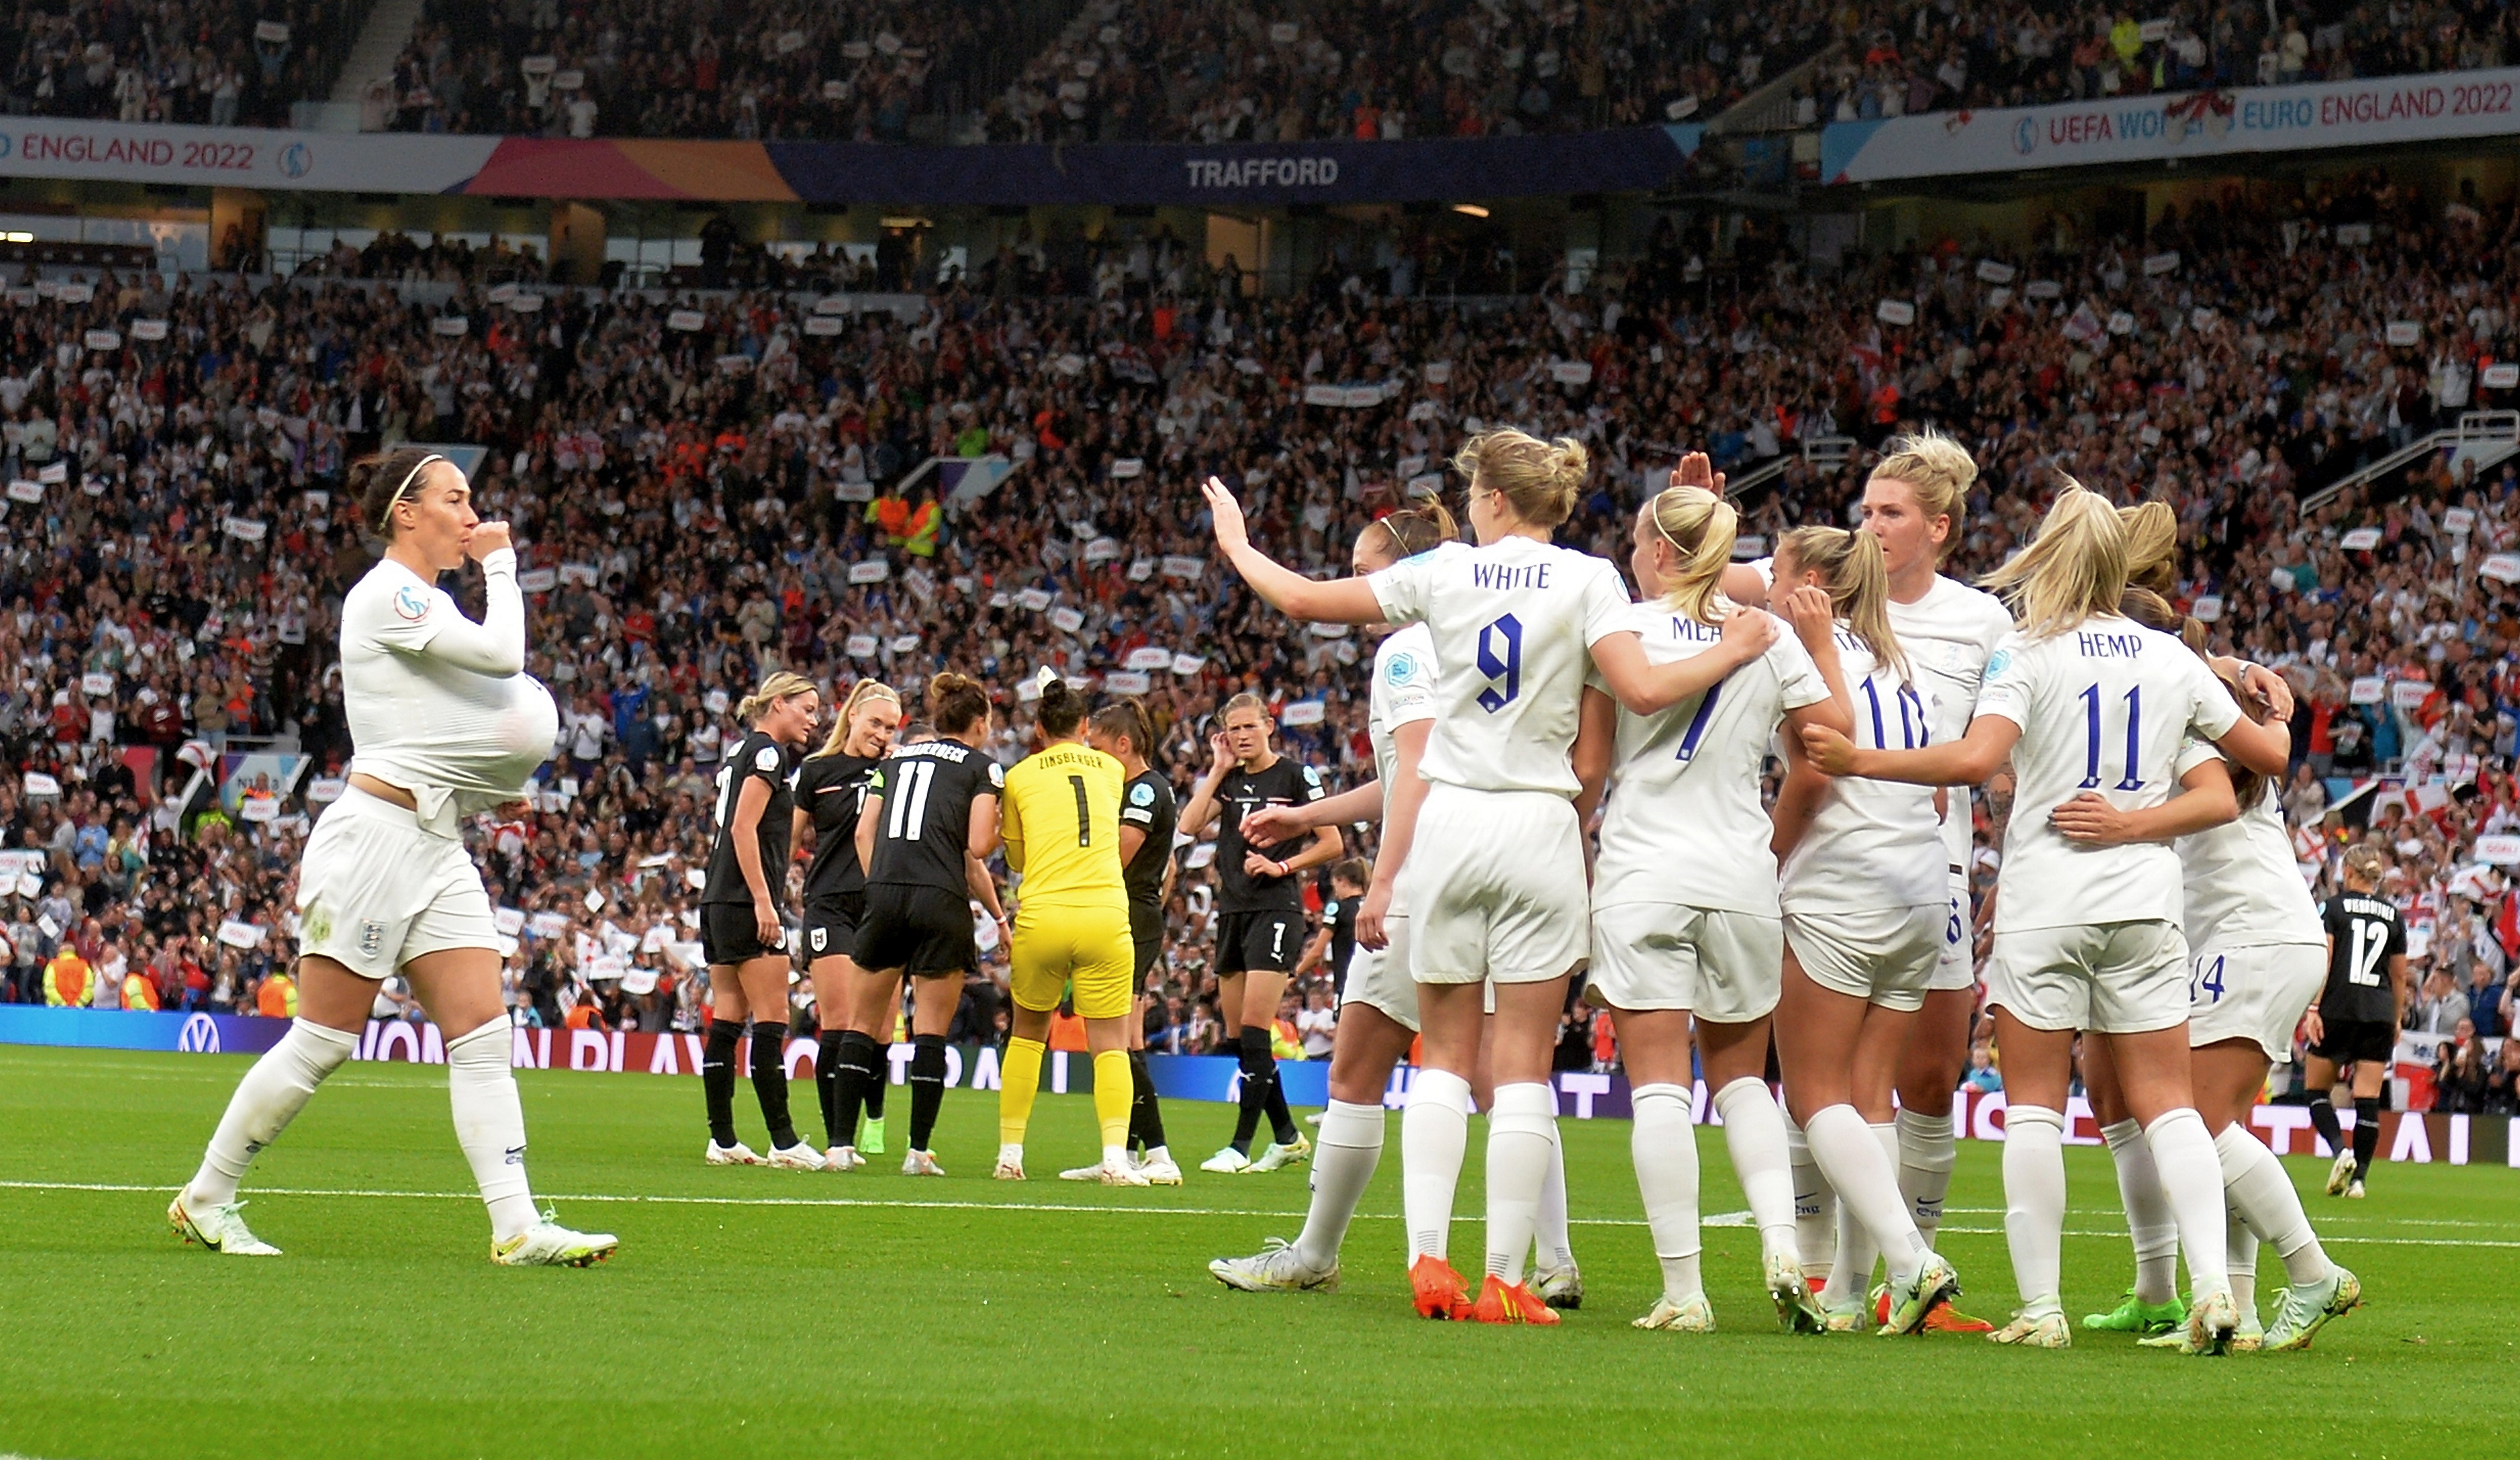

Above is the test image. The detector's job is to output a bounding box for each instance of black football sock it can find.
[1232,1027,1271,1153]
[908,1034,949,1151]
[748,1021,799,1149]
[1262,1059,1299,1146]
[702,1018,742,1148]
[864,1044,890,1120]
[828,1031,881,1147]
[2307,1094,2343,1157]
[1127,1050,1166,1151]
[2352,1096,2382,1181]
[815,1028,847,1145]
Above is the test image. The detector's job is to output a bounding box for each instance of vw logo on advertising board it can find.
[177,1013,222,1053]
[279,141,312,178]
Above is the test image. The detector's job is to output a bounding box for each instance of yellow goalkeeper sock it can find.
[999,1037,1045,1147]
[1093,1049,1131,1153]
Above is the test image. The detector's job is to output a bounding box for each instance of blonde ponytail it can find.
[1781,525,1906,682]
[737,670,817,724]
[2117,500,2179,597]
[813,678,901,758]
[1644,483,1737,626]
[1978,484,2127,640]
[1454,428,1587,529]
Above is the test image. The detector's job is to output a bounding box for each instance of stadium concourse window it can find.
[2,167,2519,1095]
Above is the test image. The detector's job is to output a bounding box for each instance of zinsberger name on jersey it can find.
[1367,537,1632,798]
[1780,629,1945,913]
[1973,617,2240,932]
[1593,600,1828,916]
[2172,739,2323,950]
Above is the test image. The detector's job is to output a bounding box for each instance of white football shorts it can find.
[1784,902,1943,1013]
[1928,867,1977,993]
[2186,941,2327,1063]
[296,785,499,981]
[1400,784,1589,987]
[1340,912,1417,1033]
[1587,901,1781,1024]
[1985,919,2189,1035]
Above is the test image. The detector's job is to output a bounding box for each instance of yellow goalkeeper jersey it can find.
[1001,742,1127,913]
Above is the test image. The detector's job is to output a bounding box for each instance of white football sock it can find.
[447,1016,539,1243]
[1807,1105,1928,1291]
[185,1018,357,1209]
[2213,1123,2333,1288]
[1482,1082,1556,1287]
[1896,1107,1958,1247]
[1402,1067,1471,1263]
[1786,1115,1836,1284]
[2143,1108,2229,1299]
[1292,1100,1384,1271]
[2101,1116,2180,1306]
[1631,1082,1704,1303]
[1712,1076,1798,1267]
[1535,1119,1576,1273]
[2226,1211,2258,1317]
[2001,1104,2067,1319]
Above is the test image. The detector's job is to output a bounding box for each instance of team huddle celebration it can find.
[166,425,2371,1356]
[24,7,2520,1451]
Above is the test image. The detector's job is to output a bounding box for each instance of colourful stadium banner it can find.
[1823,67,2520,185]
[2,1007,2508,1163]
[0,118,499,193]
[0,118,1701,205]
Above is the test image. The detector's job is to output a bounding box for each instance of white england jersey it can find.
[1780,630,1946,913]
[2172,741,2324,951]
[1593,600,1829,915]
[342,550,559,814]
[1888,575,2014,871]
[1369,623,1440,788]
[1973,617,2240,932]
[1368,537,1632,798]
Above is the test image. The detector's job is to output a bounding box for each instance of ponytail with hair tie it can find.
[1645,484,1738,626]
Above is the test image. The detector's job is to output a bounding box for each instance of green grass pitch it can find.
[1,1045,2511,1460]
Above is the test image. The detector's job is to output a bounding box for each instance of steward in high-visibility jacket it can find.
[42,949,90,1007]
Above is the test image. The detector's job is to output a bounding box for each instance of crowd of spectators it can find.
[368,0,1005,140]
[967,0,1822,146]
[1,0,374,128]
[0,168,2517,1104]
[1800,2,2520,126]
[12,2,2519,144]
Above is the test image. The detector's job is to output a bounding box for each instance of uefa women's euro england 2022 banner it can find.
[1823,67,2520,185]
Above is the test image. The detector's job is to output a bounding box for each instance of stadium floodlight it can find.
[1451,204,1489,218]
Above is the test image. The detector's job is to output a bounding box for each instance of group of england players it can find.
[158,433,2371,1359]
[1191,426,2363,1355]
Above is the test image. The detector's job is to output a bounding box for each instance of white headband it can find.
[376,453,445,532]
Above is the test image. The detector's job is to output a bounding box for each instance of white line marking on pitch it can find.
[5,1179,2515,1248]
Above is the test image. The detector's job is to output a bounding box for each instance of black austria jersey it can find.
[795,750,881,903]
[704,730,798,906]
[1215,755,1323,914]
[1120,767,1179,922]
[866,739,1004,893]
[2319,890,2406,1026]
